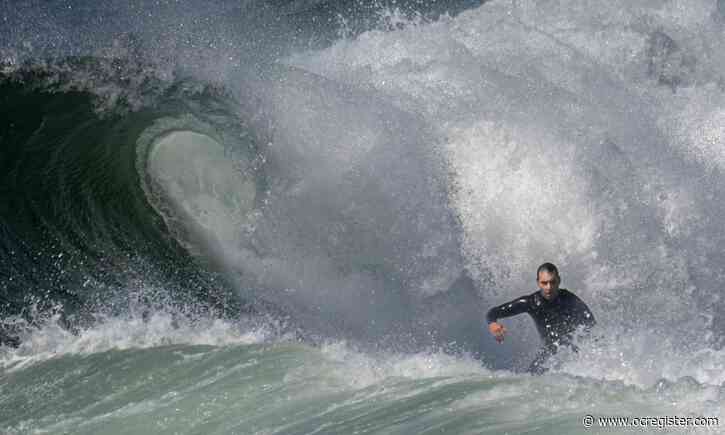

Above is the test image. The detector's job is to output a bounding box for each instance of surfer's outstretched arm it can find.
[485,296,532,343]
[486,296,531,323]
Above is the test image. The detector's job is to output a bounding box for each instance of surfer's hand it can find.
[488,322,506,343]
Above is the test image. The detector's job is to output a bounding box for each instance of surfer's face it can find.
[537,271,560,300]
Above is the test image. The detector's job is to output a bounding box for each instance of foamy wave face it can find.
[312,341,495,389]
[285,342,722,433]
[0,309,274,372]
[553,331,725,388]
[444,120,597,290]
[287,0,725,382]
[661,88,725,172]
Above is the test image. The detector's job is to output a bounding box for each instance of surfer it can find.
[485,263,595,374]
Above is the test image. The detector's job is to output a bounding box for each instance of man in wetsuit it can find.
[486,263,595,374]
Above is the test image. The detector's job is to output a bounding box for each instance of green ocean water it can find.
[3,332,721,435]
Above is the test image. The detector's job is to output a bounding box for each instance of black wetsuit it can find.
[486,289,595,374]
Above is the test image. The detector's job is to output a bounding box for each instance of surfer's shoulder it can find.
[559,288,582,301]
[559,289,589,307]
[526,290,542,306]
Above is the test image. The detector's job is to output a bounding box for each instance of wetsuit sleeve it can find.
[486,296,531,324]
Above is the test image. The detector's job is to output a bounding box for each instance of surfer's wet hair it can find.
[536,262,559,280]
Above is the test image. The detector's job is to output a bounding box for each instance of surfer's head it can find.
[536,262,560,301]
